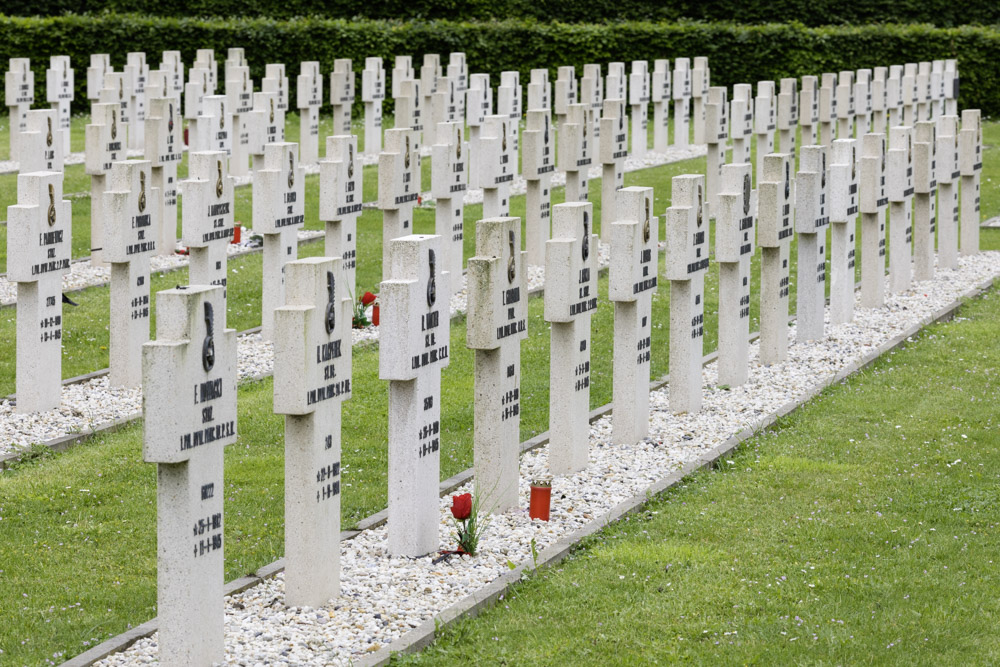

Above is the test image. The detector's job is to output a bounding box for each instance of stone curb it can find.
[61,273,998,667]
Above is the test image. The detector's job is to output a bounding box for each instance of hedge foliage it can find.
[5,0,1000,27]
[1,15,997,115]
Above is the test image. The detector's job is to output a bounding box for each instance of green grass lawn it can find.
[401,278,1000,666]
[0,114,997,665]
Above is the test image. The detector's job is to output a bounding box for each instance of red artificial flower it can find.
[361,291,377,306]
[372,304,380,326]
[451,493,472,521]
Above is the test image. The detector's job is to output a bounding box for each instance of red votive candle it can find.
[529,477,552,521]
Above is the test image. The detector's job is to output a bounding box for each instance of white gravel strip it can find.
[92,251,1000,666]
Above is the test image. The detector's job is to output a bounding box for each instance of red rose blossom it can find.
[451,493,472,521]
[372,304,380,326]
[361,291,377,306]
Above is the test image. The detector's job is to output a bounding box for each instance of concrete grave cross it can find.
[20,109,65,173]
[330,59,355,135]
[777,77,798,155]
[558,102,592,204]
[6,58,35,162]
[145,67,170,103]
[6,171,72,413]
[465,73,492,189]
[691,57,710,144]
[599,98,628,240]
[794,145,829,343]
[628,60,650,157]
[296,62,323,163]
[664,174,708,414]
[818,72,837,145]
[225,64,254,176]
[45,56,74,154]
[704,86,729,219]
[944,60,958,115]
[184,67,212,151]
[581,63,604,143]
[606,62,627,103]
[84,102,125,267]
[799,75,819,144]
[757,152,794,364]
[125,52,149,150]
[959,109,982,255]
[396,78,425,151]
[901,64,917,126]
[194,49,218,92]
[379,234,451,557]
[104,159,161,388]
[887,65,903,128]
[545,202,598,475]
[527,68,551,112]
[859,132,888,308]
[253,142,305,340]
[274,257,353,606]
[828,138,859,325]
[671,58,692,147]
[886,124,914,293]
[651,59,672,152]
[480,114,516,218]
[854,70,872,135]
[730,84,753,165]
[262,63,290,116]
[609,186,658,444]
[391,55,414,100]
[99,71,133,142]
[142,284,236,667]
[362,57,386,155]
[497,71,522,157]
[935,115,960,269]
[431,121,468,292]
[871,69,887,135]
[467,216,528,514]
[916,63,931,121]
[159,50,185,100]
[912,120,938,281]
[145,96,182,255]
[320,134,363,295]
[199,95,233,157]
[378,128,421,278]
[930,61,945,119]
[428,75,458,128]
[246,91,283,166]
[447,53,468,119]
[86,54,110,102]
[522,109,556,266]
[835,70,855,139]
[754,81,776,184]
[182,151,235,308]
[420,54,441,108]
[554,66,578,124]
[715,162,755,386]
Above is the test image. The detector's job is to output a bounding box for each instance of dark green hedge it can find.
[2,15,997,115]
[5,1,1000,27]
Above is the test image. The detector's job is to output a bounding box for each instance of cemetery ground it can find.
[0,117,997,664]
[402,286,1000,665]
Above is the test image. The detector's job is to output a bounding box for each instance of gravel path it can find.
[87,251,1000,666]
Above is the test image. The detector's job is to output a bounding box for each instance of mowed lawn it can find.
[403,285,1000,665]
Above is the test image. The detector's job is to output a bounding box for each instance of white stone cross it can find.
[799,75,819,145]
[872,67,887,135]
[704,86,729,219]
[98,70,133,151]
[610,186,658,444]
[262,63,290,120]
[887,65,903,129]
[320,134,363,296]
[545,202,598,474]
[19,109,64,174]
[420,54,441,112]
[84,102,125,267]
[145,96,182,256]
[859,132,888,308]
[379,128,421,279]
[159,50,185,103]
[581,63,604,144]
[330,59,355,136]
[599,98,628,241]
[554,65,577,128]
[428,75,458,129]
[447,52,468,120]
[912,120,938,282]
[523,109,555,266]
[125,52,149,150]
[777,77,798,155]
[391,55,414,99]
[935,115,960,269]
[396,78,425,152]
[854,69,872,136]
[246,91,284,172]
[606,62,627,104]
[430,121,468,293]
[274,256,353,605]
[361,57,386,155]
[558,102,592,204]
[902,64,917,127]
[198,95,233,157]
[671,58,691,147]
[45,56,73,154]
[628,60,649,157]
[253,142,305,340]
[916,62,931,122]
[184,67,213,152]
[818,72,836,146]
[651,59,671,152]
[753,81,776,185]
[7,171,72,413]
[757,152,794,364]
[86,54,110,104]
[104,159,161,387]
[479,114,515,219]
[497,71,522,160]
[730,84,753,166]
[835,70,855,140]
[828,138,859,325]
[467,216,527,514]
[527,68,550,115]
[182,151,234,312]
[142,283,236,667]
[930,61,945,119]
[691,57,709,144]
[794,145,829,343]
[226,64,254,176]
[5,58,35,162]
[296,62,323,164]
[664,174,707,413]
[194,49,218,93]
[379,234,451,556]
[886,125,914,293]
[959,109,982,256]
[944,60,958,116]
[715,163,754,386]
[465,73,491,190]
